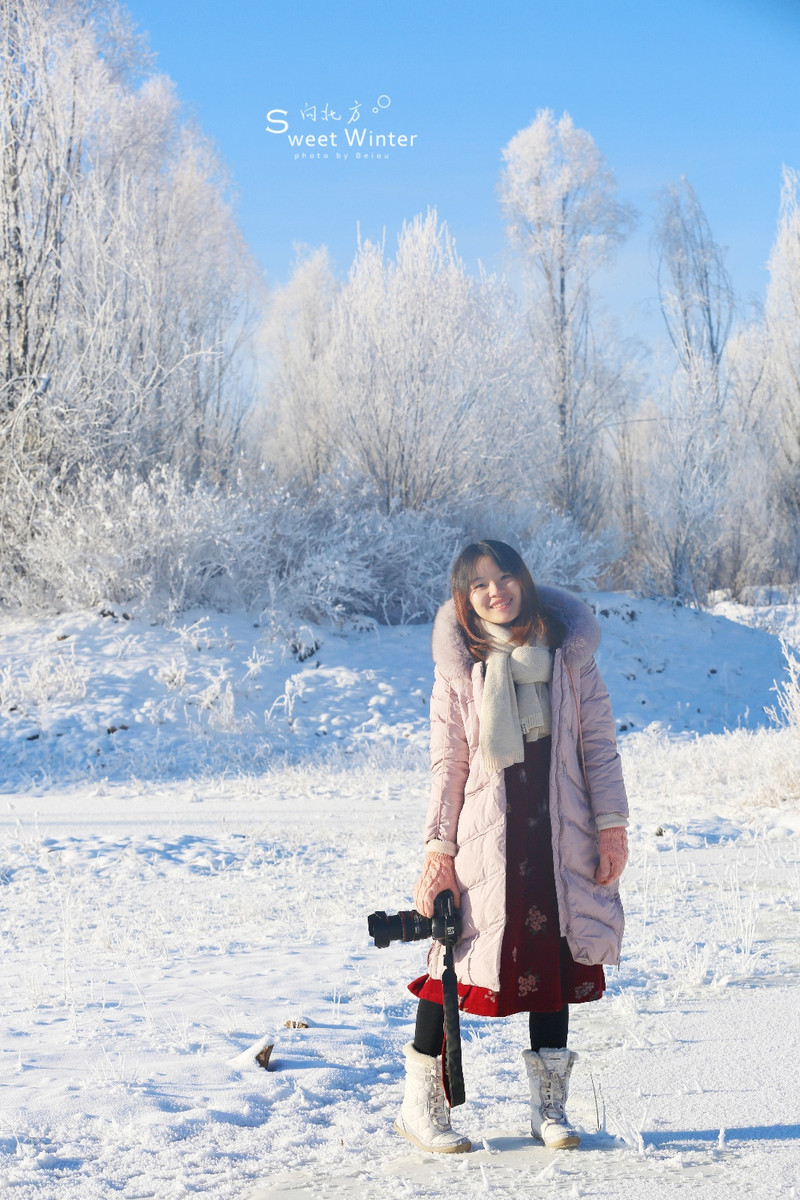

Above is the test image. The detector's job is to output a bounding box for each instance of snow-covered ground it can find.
[1,595,799,1198]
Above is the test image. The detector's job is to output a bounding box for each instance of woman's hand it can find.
[595,826,628,885]
[413,852,460,917]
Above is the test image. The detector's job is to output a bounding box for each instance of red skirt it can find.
[409,736,605,1016]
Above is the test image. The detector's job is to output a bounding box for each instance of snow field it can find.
[1,596,799,1197]
[2,732,800,1198]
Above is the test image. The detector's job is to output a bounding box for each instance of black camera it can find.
[367,889,461,949]
[367,888,466,1106]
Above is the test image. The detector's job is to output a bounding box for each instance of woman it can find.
[395,540,629,1154]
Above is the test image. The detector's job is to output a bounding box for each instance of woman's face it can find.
[468,555,523,625]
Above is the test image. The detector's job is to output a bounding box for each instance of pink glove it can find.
[413,852,460,917]
[595,826,628,885]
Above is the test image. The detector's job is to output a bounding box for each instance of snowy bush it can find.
[348,507,461,623]
[767,637,800,737]
[1,468,265,613]
[258,483,462,625]
[455,496,611,591]
[260,487,606,624]
[622,722,800,811]
[0,463,612,623]
[0,469,460,624]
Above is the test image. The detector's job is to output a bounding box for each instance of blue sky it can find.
[124,0,800,341]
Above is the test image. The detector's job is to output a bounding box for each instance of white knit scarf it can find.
[479,621,553,773]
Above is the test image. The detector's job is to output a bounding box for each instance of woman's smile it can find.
[468,555,523,624]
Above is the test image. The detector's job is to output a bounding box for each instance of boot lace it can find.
[426,1064,452,1131]
[540,1072,567,1122]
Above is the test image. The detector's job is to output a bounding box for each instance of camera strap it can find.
[440,943,465,1106]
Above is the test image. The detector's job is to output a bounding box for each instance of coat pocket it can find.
[558,761,596,838]
[560,746,588,797]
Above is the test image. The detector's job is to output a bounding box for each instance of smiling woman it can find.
[395,538,630,1156]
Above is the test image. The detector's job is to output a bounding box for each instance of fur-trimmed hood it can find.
[431,586,601,681]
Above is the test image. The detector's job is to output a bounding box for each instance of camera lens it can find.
[367,909,432,947]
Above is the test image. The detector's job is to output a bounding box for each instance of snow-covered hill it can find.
[0,592,789,792]
[1,596,799,1199]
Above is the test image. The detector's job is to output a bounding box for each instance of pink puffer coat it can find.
[423,587,628,991]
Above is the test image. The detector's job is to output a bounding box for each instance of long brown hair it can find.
[451,540,559,662]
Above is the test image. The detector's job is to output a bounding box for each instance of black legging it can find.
[413,997,569,1058]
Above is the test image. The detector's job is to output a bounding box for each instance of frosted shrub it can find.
[0,647,89,711]
[2,468,267,613]
[354,508,461,623]
[0,466,606,624]
[457,497,610,590]
[257,487,461,624]
[252,485,382,624]
[277,546,377,625]
[767,637,800,735]
[4,469,370,619]
[520,512,613,592]
[621,722,800,811]
[0,468,456,624]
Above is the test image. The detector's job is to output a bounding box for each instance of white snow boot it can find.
[522,1047,581,1149]
[394,1042,471,1154]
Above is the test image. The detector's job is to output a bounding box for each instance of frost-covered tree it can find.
[262,211,527,513]
[715,321,776,596]
[259,246,337,486]
[0,0,99,426]
[638,374,726,601]
[61,75,257,481]
[656,178,734,411]
[0,0,257,555]
[640,180,736,600]
[331,212,526,511]
[498,109,636,532]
